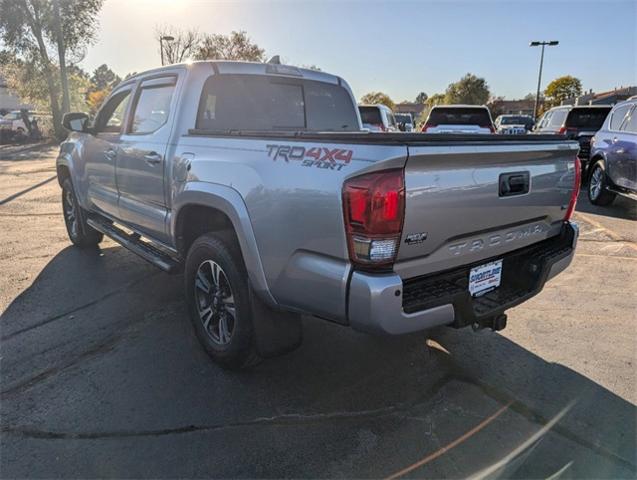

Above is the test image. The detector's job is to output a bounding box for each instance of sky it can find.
[81,0,637,101]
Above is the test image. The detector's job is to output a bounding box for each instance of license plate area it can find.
[469,260,503,297]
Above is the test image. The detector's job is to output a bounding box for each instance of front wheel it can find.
[61,178,103,247]
[185,233,260,369]
[588,162,616,206]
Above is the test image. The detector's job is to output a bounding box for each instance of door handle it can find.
[144,152,163,165]
[499,171,530,197]
[616,148,626,154]
[104,149,116,161]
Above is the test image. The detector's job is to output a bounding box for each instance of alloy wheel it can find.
[589,166,603,200]
[194,260,236,345]
[63,189,78,239]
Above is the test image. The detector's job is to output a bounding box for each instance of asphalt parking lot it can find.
[1,144,635,479]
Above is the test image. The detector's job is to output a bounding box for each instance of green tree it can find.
[360,91,395,110]
[0,0,104,137]
[415,91,428,104]
[194,30,265,62]
[426,93,446,106]
[90,64,121,90]
[544,75,582,108]
[444,73,490,105]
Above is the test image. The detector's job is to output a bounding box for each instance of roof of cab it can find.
[430,104,489,109]
[123,60,344,85]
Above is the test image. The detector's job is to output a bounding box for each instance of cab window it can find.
[95,90,131,134]
[130,83,175,134]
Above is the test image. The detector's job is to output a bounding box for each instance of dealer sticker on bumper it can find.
[469,260,503,297]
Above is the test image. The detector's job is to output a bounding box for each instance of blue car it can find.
[588,97,637,205]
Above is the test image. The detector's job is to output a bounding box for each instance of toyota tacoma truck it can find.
[57,60,580,369]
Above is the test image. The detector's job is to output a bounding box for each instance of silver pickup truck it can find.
[57,61,581,369]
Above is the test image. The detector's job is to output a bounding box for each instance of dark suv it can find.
[534,105,612,175]
[587,98,637,205]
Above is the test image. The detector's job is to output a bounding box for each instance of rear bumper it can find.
[348,221,578,335]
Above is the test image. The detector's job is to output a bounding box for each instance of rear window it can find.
[501,116,530,125]
[395,114,412,123]
[196,74,359,131]
[565,108,611,129]
[359,106,382,125]
[428,107,491,126]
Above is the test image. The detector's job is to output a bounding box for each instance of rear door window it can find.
[610,104,632,130]
[622,107,637,133]
[565,108,611,130]
[548,109,568,128]
[196,74,358,131]
[428,108,491,126]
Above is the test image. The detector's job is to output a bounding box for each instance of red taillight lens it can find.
[422,123,435,132]
[343,169,405,266]
[558,126,577,136]
[564,157,581,221]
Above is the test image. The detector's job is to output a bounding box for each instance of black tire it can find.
[185,233,260,370]
[588,161,616,206]
[61,177,103,247]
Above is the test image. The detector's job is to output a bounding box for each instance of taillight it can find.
[422,123,436,132]
[564,157,581,221]
[342,169,405,267]
[558,126,577,136]
[488,125,496,134]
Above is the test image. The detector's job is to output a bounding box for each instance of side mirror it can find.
[62,112,90,132]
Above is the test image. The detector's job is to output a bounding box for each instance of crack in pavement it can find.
[0,333,123,398]
[2,370,634,473]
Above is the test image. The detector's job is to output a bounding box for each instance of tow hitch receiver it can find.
[472,313,508,332]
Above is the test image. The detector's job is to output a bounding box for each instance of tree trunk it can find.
[23,0,64,139]
[52,0,70,116]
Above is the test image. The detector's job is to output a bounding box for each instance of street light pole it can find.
[530,40,559,120]
[159,35,175,66]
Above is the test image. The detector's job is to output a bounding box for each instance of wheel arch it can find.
[172,183,277,308]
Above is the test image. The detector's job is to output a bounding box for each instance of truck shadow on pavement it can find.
[1,244,635,478]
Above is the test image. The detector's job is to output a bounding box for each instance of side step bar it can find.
[608,188,637,202]
[87,215,182,273]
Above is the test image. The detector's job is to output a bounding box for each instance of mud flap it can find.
[250,287,303,358]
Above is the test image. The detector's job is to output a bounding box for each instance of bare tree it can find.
[194,30,265,62]
[155,25,200,65]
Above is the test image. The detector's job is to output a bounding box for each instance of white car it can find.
[422,105,495,134]
[494,114,534,135]
[395,113,414,132]
[358,104,399,132]
[0,110,31,135]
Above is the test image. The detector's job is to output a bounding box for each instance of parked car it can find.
[57,60,580,369]
[421,105,495,134]
[494,114,534,134]
[394,113,414,132]
[587,97,637,205]
[533,105,612,176]
[0,110,33,136]
[358,104,399,132]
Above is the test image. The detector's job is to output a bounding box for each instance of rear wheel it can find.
[185,233,260,369]
[61,178,103,247]
[588,162,616,206]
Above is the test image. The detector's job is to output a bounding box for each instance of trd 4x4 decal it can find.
[266,144,353,170]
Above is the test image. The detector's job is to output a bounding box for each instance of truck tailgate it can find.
[395,141,579,279]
